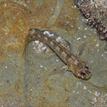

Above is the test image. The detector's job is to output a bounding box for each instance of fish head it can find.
[69,61,92,80]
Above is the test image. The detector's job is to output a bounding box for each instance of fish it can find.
[27,28,92,80]
[75,0,107,40]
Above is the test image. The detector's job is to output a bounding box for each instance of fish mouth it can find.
[78,66,92,80]
[72,65,92,80]
[74,71,92,80]
[80,71,92,80]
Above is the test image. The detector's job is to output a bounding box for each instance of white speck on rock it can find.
[76,37,81,40]
[30,88,33,92]
[83,35,87,38]
[83,86,87,90]
[78,27,81,30]
[73,90,76,93]
[56,59,59,62]
[4,3,7,7]
[5,66,7,69]
[76,91,79,94]
[101,54,104,57]
[90,60,94,64]
[96,43,100,47]
[40,64,44,68]
[95,91,100,97]
[84,27,88,30]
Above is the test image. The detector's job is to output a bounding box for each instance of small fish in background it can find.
[75,0,107,41]
[27,28,92,80]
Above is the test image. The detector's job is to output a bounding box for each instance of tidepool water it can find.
[0,0,107,107]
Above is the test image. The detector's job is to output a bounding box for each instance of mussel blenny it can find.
[75,0,107,40]
[27,28,91,80]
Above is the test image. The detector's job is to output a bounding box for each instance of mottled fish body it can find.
[75,0,107,40]
[28,28,91,80]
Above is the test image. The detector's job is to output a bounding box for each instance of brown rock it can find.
[0,1,30,62]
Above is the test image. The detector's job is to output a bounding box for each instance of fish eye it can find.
[85,66,89,69]
[80,72,86,76]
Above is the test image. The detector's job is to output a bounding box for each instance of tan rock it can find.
[0,1,30,62]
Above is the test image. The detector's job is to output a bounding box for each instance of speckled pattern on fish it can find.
[75,0,107,40]
[27,28,92,80]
